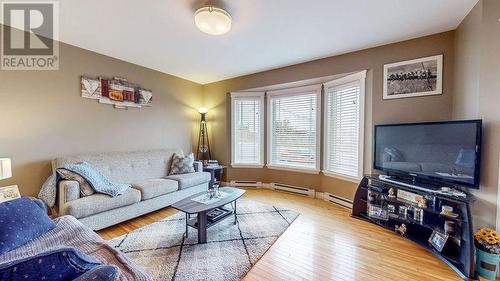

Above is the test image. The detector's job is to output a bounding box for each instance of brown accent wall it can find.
[203,31,455,200]
[453,0,500,227]
[0,30,204,197]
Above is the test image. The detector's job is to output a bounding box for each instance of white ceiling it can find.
[55,0,477,84]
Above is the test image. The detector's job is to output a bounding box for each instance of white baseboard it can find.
[229,180,351,209]
[315,191,325,200]
[323,192,353,209]
[262,183,273,190]
[269,182,315,198]
[229,180,263,188]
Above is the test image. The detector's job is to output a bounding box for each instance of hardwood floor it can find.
[98,189,462,280]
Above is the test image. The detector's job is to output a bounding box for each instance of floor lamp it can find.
[196,108,211,164]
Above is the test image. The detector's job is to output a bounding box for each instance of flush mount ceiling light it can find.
[194,6,232,35]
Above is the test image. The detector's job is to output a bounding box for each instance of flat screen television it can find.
[374,120,482,188]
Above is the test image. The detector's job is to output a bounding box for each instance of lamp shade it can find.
[0,158,12,180]
[194,6,232,35]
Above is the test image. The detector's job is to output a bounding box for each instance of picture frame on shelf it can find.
[429,230,449,252]
[0,185,21,203]
[368,204,389,221]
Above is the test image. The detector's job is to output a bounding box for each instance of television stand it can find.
[352,175,477,280]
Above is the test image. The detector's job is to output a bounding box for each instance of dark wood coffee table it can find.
[171,187,245,244]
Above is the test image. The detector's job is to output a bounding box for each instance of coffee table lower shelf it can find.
[186,207,234,230]
[172,187,246,244]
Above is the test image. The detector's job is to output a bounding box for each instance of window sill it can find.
[266,164,320,174]
[230,164,264,169]
[322,170,361,183]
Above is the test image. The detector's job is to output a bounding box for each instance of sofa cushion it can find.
[165,172,211,190]
[53,149,183,184]
[63,188,141,219]
[131,179,178,200]
[0,198,55,255]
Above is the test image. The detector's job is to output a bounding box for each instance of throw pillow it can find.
[0,248,118,281]
[169,153,195,175]
[57,168,95,196]
[0,198,55,255]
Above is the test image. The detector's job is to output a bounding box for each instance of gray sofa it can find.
[53,149,210,230]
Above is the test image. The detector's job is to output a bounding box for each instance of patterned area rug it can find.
[109,199,299,281]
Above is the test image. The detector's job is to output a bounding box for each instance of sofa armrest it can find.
[58,180,81,214]
[193,161,203,172]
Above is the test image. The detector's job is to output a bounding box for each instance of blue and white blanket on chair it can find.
[38,162,130,208]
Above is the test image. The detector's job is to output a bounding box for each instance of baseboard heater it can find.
[270,182,315,198]
[323,192,353,209]
[229,180,262,188]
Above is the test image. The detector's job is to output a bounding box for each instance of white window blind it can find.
[231,92,264,167]
[323,71,366,179]
[267,85,321,172]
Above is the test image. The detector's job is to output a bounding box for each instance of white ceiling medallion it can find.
[194,6,232,35]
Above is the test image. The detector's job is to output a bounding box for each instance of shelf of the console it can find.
[365,175,473,203]
[360,214,475,280]
[366,189,468,223]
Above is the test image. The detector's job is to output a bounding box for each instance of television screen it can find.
[374,120,482,188]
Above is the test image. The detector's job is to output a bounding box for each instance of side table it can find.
[203,165,226,188]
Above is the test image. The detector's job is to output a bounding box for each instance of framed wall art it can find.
[383,54,443,99]
[81,76,153,109]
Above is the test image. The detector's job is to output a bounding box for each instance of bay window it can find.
[230,92,265,167]
[267,85,321,173]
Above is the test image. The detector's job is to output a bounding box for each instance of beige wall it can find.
[453,0,500,228]
[203,31,455,200]
[0,31,204,197]
[2,20,488,223]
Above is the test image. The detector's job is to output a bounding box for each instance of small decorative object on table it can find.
[398,205,408,219]
[416,197,427,208]
[414,208,424,223]
[387,204,396,214]
[395,223,407,236]
[474,228,500,280]
[388,187,396,198]
[367,190,377,203]
[440,205,459,219]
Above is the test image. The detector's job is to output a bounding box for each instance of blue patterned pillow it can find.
[0,198,55,255]
[0,248,118,281]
